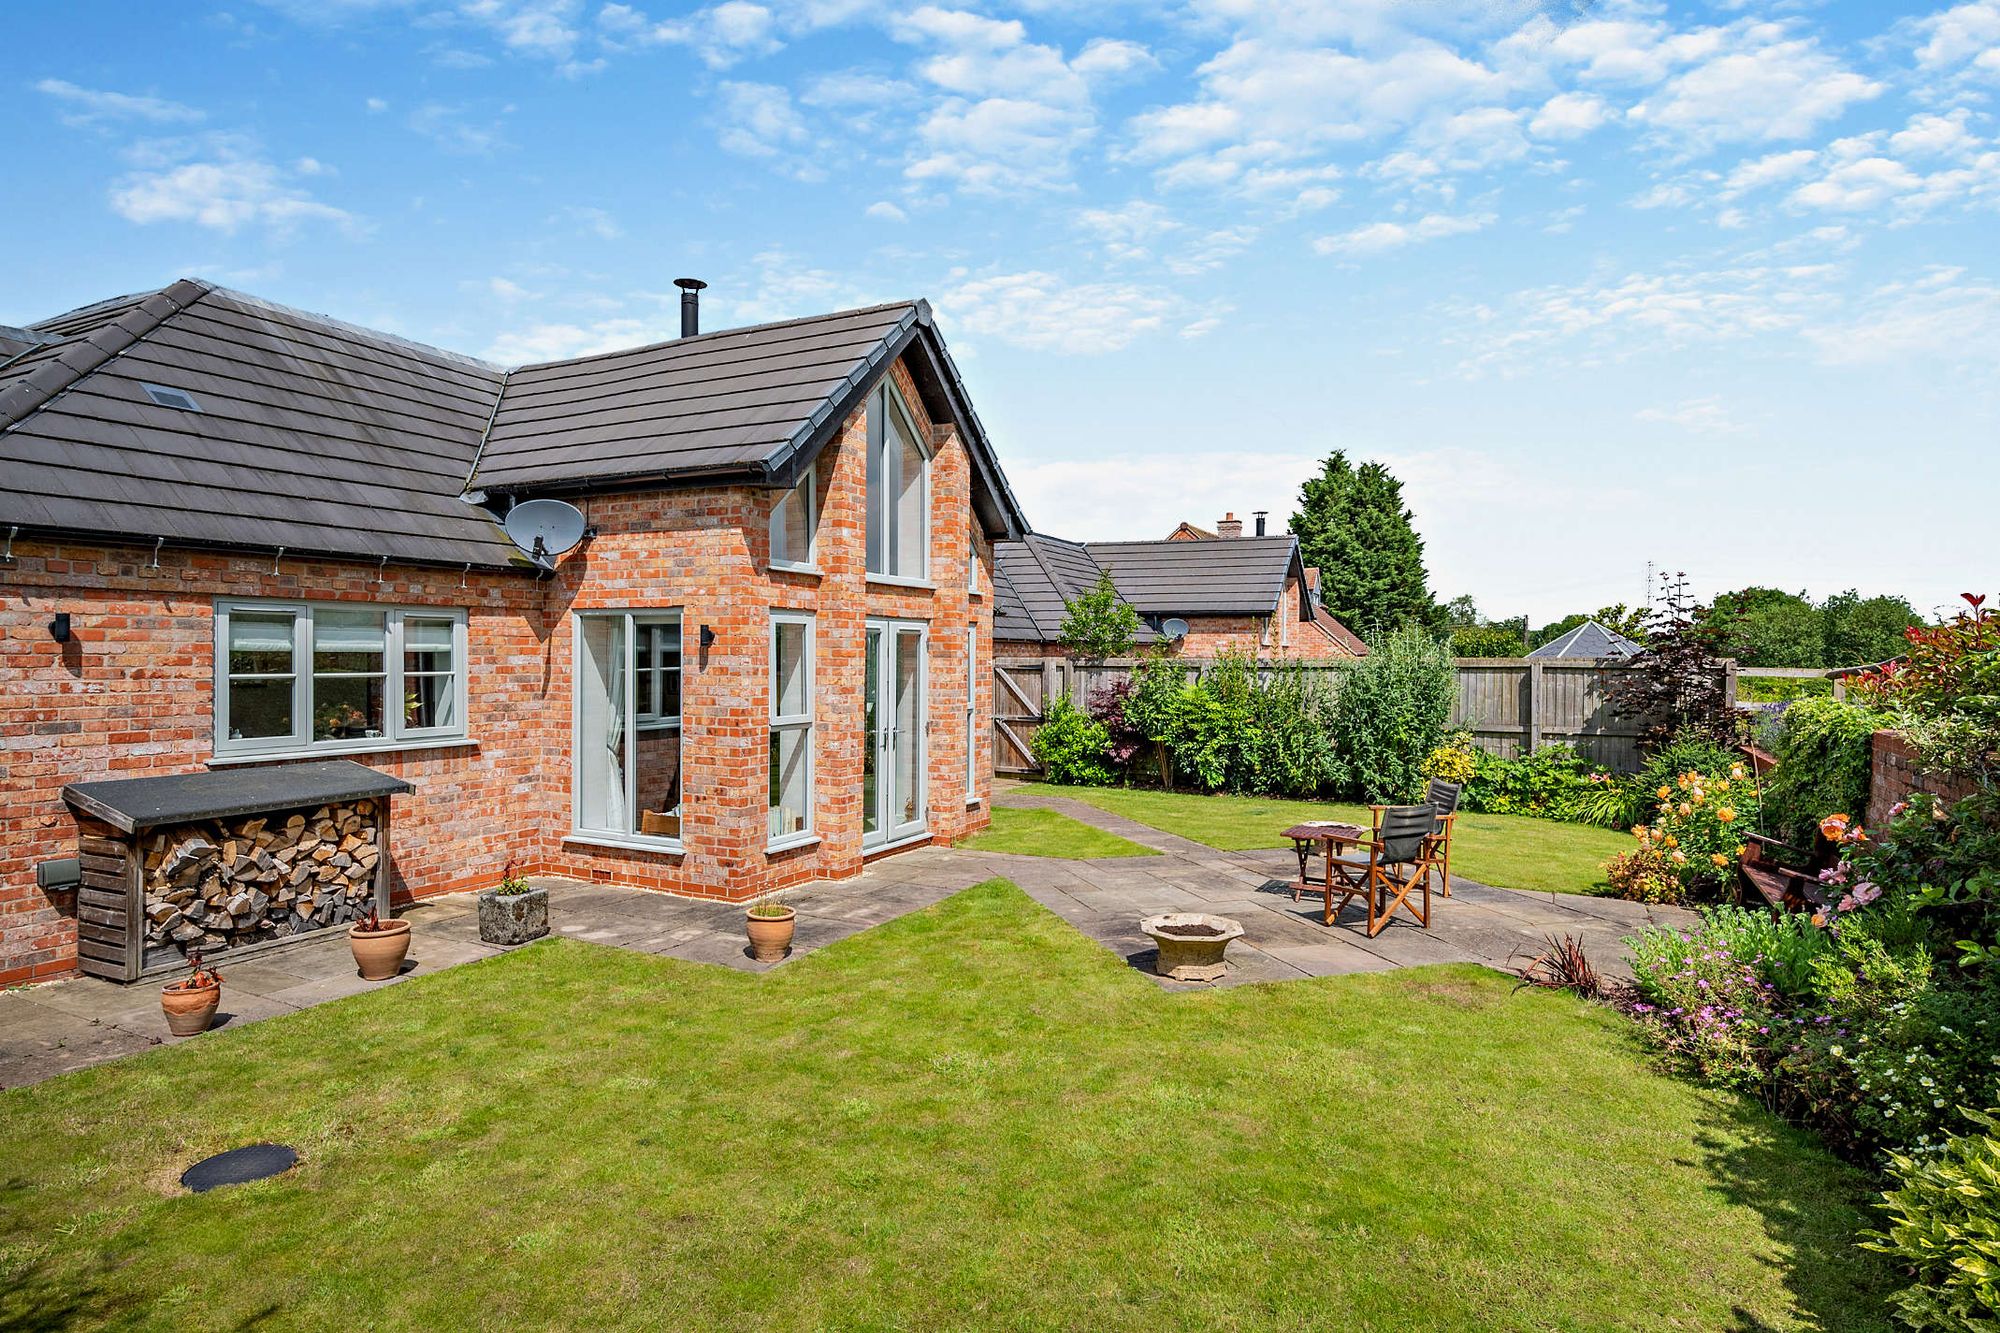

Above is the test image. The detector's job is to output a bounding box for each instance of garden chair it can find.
[1323,804,1438,937]
[1738,833,1830,915]
[1424,778,1463,898]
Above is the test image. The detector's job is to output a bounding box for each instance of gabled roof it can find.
[1165,520,1215,541]
[993,532,1332,645]
[0,280,1027,570]
[1086,535,1303,616]
[1527,619,1643,659]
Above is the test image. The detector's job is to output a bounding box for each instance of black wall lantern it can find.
[49,612,71,643]
[699,625,717,649]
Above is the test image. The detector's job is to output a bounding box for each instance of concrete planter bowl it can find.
[1140,913,1244,983]
[745,904,796,962]
[478,885,550,946]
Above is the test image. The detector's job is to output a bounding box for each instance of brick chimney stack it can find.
[1216,511,1243,539]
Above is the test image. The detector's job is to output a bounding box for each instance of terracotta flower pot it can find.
[160,980,221,1036]
[745,906,796,962]
[349,917,412,980]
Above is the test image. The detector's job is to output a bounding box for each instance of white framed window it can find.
[574,610,684,850]
[769,611,815,849]
[769,463,819,572]
[214,600,468,760]
[865,381,931,582]
[964,623,979,803]
[967,538,981,598]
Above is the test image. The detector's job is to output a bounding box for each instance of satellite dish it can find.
[1161,617,1190,642]
[503,499,587,568]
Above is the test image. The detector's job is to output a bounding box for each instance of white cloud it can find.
[560,205,622,239]
[713,81,819,176]
[865,200,908,222]
[1721,148,1818,196]
[1636,396,1745,435]
[409,103,507,154]
[602,0,780,67]
[110,148,357,235]
[1907,1,2000,76]
[1807,271,2000,366]
[35,78,203,126]
[365,96,389,113]
[1313,211,1492,256]
[1529,92,1609,140]
[1627,23,1881,150]
[1788,156,1926,212]
[483,314,677,364]
[938,270,1181,354]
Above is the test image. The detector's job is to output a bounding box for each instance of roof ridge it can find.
[511,298,924,374]
[0,278,212,435]
[204,284,508,375]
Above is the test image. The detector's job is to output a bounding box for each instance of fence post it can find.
[1724,661,1738,708]
[1525,660,1544,754]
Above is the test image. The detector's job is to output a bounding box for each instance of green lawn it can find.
[1015,783,1634,896]
[963,804,1160,859]
[1,881,1887,1330]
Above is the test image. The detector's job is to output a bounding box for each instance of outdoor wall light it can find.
[49,612,71,643]
[699,625,717,649]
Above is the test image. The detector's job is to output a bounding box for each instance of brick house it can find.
[0,278,1027,985]
[992,526,1365,661]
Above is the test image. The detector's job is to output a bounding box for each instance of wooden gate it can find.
[992,658,1052,775]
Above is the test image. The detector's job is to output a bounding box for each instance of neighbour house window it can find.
[575,611,684,848]
[213,601,468,758]
[865,381,930,581]
[965,624,979,801]
[769,612,814,848]
[968,539,981,597]
[769,463,819,570]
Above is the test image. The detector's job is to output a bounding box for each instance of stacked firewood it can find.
[142,800,381,955]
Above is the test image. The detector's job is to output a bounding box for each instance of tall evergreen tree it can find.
[1288,451,1439,635]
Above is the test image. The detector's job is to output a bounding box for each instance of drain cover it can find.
[180,1144,299,1193]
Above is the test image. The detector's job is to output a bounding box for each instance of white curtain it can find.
[605,617,628,830]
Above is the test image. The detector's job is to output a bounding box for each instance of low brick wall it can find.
[1867,730,1981,829]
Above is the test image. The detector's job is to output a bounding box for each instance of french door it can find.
[862,619,927,848]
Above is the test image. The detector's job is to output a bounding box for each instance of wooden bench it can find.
[1738,834,1828,914]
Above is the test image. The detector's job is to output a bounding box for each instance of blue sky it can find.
[7,0,1997,623]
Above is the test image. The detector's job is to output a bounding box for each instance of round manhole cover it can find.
[180,1144,299,1193]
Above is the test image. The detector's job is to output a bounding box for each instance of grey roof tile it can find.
[2,282,1027,569]
[1527,620,1643,659]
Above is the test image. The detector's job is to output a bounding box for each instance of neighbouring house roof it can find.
[1164,520,1215,541]
[1526,619,1644,659]
[990,532,1369,651]
[1,279,1027,570]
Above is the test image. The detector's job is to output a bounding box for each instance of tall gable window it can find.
[865,381,930,582]
[214,600,467,759]
[769,463,819,571]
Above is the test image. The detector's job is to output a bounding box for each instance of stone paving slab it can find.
[2,797,1694,1088]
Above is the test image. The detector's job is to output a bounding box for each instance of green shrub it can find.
[1638,728,1743,797]
[1762,697,1887,849]
[1420,731,1477,785]
[1863,1107,2000,1332]
[1604,846,1688,905]
[1464,745,1597,820]
[1331,626,1455,803]
[1238,660,1342,796]
[1031,695,1116,786]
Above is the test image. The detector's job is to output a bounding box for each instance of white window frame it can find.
[213,599,469,761]
[967,537,982,598]
[634,621,683,731]
[865,380,933,586]
[570,609,685,853]
[965,623,980,805]
[768,462,820,574]
[768,610,816,851]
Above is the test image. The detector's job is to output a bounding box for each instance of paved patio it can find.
[0,795,1694,1090]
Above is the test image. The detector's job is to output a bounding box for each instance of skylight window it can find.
[141,384,201,412]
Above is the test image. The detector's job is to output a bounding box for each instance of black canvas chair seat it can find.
[1319,804,1439,937]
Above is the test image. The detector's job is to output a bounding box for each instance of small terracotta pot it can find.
[160,980,221,1037]
[745,906,796,962]
[349,917,412,980]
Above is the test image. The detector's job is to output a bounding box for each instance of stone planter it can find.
[160,979,221,1036]
[745,906,796,962]
[1140,913,1244,983]
[349,917,412,980]
[478,886,549,946]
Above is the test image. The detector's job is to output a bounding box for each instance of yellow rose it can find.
[1663,834,1679,848]
[1716,779,1730,792]
[1658,786,1672,800]
[1691,791,1705,805]
[1671,850,1687,864]
[1716,807,1735,823]
[1677,803,1691,817]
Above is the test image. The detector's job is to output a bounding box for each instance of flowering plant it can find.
[1852,592,2000,781]
[1622,763,1760,897]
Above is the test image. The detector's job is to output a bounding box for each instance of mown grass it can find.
[964,805,1160,859]
[0,881,1887,1330]
[1017,783,1634,897]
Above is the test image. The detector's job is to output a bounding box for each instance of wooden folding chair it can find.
[1324,804,1437,936]
[1424,778,1463,898]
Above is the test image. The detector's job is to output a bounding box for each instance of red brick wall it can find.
[0,354,992,985]
[1866,730,1980,831]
